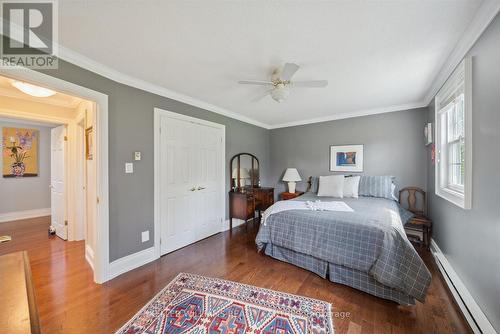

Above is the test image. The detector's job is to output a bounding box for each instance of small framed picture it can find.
[85,126,93,160]
[424,122,433,146]
[330,145,364,172]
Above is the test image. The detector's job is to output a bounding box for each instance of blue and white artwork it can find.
[330,145,364,172]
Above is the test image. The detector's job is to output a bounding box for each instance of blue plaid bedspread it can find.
[255,193,431,302]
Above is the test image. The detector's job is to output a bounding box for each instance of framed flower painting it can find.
[2,127,39,178]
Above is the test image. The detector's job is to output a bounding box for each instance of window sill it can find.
[436,187,470,209]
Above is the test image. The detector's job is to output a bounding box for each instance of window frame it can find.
[435,58,472,209]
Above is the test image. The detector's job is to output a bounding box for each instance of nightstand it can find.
[280,191,304,200]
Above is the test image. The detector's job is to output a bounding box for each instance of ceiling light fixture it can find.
[11,81,56,97]
[270,83,290,103]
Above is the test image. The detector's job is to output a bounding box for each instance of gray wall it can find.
[39,60,270,261]
[269,108,428,196]
[426,13,500,331]
[0,121,51,214]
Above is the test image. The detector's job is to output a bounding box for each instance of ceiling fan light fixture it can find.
[270,84,290,103]
[11,81,57,97]
[238,62,327,103]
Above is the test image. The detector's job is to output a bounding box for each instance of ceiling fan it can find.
[238,63,328,103]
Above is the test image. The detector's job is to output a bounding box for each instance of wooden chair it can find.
[399,187,432,248]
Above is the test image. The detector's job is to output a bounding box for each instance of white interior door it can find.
[51,125,67,240]
[159,112,224,255]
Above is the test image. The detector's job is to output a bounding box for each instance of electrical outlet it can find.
[141,230,149,243]
[134,151,141,161]
[125,162,134,173]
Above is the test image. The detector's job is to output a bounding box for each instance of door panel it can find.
[197,126,223,238]
[159,114,223,255]
[51,125,67,240]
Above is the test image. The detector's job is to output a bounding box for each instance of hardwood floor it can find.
[0,216,471,334]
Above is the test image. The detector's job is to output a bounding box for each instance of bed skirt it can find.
[264,244,416,305]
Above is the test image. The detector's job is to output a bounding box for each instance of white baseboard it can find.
[108,247,157,281]
[430,239,497,334]
[222,218,255,231]
[85,245,95,271]
[0,208,51,223]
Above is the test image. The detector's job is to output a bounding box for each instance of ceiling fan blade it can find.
[251,89,272,102]
[238,80,273,86]
[292,80,328,88]
[281,63,300,81]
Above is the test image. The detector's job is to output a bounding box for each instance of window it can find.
[435,58,472,209]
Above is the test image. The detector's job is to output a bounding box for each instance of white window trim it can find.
[434,57,472,209]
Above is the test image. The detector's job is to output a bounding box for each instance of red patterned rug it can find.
[116,273,334,334]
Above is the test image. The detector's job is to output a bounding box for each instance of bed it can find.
[255,189,432,305]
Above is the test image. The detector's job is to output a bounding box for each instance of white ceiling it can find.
[57,0,488,128]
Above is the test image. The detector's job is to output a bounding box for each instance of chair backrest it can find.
[399,187,426,216]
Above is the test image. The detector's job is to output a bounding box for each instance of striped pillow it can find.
[359,176,394,199]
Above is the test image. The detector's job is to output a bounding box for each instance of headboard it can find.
[305,176,313,193]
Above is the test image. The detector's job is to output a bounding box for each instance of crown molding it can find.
[3,16,250,127]
[53,46,443,130]
[57,46,429,130]
[268,101,428,129]
[56,46,271,129]
[16,0,495,131]
[424,0,500,105]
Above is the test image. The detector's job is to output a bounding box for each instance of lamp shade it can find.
[282,168,301,182]
[232,168,250,179]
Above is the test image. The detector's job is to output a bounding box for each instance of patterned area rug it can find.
[116,273,334,334]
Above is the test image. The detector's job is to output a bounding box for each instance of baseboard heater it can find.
[434,255,480,332]
[431,239,497,334]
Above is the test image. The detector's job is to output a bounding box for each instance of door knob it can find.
[197,186,206,190]
[190,187,197,191]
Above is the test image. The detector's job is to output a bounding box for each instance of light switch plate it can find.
[141,230,149,243]
[134,151,141,161]
[125,162,134,173]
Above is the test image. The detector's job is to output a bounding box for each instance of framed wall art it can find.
[330,144,364,172]
[2,127,39,178]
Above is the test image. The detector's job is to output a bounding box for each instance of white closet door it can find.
[197,125,223,240]
[159,114,223,255]
[51,125,67,240]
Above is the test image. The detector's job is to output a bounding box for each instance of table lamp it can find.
[282,168,301,193]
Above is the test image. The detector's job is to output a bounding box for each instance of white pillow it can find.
[391,183,398,201]
[343,176,360,198]
[317,175,345,198]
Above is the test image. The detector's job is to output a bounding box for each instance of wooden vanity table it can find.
[228,153,274,230]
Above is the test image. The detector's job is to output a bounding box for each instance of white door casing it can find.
[1,66,109,284]
[75,118,86,241]
[51,125,67,240]
[155,109,225,256]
